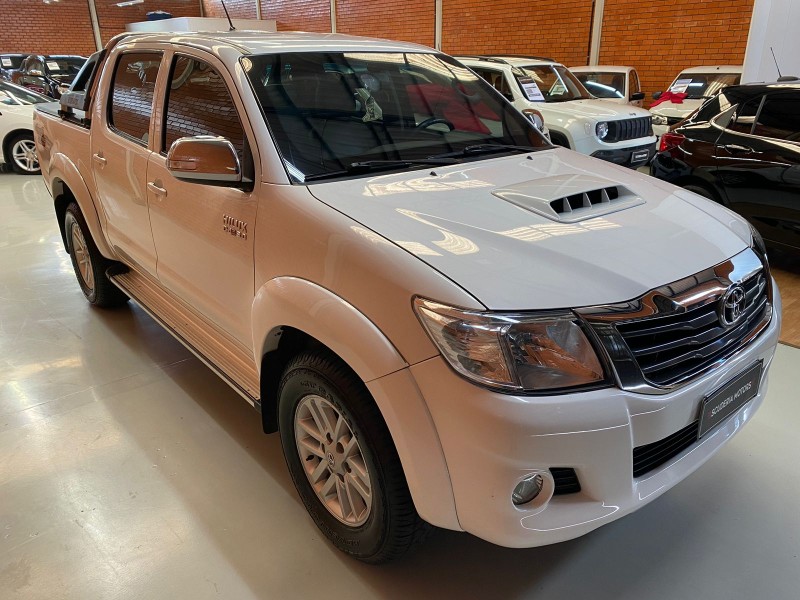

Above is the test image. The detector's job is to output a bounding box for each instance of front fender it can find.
[49,152,115,259]
[251,277,460,530]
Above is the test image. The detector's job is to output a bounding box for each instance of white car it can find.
[38,33,781,562]
[1,79,48,174]
[570,65,645,107]
[459,55,657,167]
[651,65,742,136]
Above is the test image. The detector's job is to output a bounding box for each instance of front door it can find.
[715,91,800,249]
[147,52,258,346]
[90,51,164,276]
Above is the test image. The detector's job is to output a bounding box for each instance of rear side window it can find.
[752,94,800,141]
[162,55,245,155]
[109,52,163,145]
[727,95,764,134]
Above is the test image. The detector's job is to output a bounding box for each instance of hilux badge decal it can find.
[223,214,248,240]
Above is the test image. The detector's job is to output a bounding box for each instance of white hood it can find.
[307,148,750,310]
[538,98,648,121]
[650,99,704,120]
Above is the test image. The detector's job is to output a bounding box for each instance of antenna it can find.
[770,47,782,78]
[220,0,236,31]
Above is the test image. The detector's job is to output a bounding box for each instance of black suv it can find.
[11,54,85,99]
[651,81,800,253]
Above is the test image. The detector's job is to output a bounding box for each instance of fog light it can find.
[512,473,544,505]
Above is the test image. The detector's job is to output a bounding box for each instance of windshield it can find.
[512,64,592,102]
[573,71,625,99]
[46,57,86,82]
[669,72,741,99]
[1,55,23,70]
[0,80,50,105]
[243,52,549,182]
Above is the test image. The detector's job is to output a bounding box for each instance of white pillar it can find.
[743,0,800,83]
[87,0,102,51]
[435,0,442,50]
[330,0,337,33]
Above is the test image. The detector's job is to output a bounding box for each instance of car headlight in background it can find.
[652,115,668,126]
[414,298,606,392]
[596,121,609,140]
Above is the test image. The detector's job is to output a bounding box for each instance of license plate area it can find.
[631,149,649,163]
[698,361,762,438]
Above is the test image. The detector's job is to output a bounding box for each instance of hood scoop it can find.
[492,174,644,223]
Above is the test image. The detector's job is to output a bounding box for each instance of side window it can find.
[727,95,764,134]
[473,68,512,100]
[629,71,640,95]
[752,94,800,141]
[162,55,245,156]
[109,52,163,145]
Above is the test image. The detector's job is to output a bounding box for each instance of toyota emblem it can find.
[719,284,747,327]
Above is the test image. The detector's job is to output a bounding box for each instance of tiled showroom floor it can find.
[1,172,799,599]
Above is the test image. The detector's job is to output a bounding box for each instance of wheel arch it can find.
[253,277,460,530]
[49,153,115,258]
[676,174,726,205]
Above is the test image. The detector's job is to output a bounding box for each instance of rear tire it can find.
[7,132,40,174]
[64,202,128,308]
[278,350,430,563]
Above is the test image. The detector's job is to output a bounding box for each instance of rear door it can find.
[146,50,259,346]
[90,50,164,276]
[715,91,800,249]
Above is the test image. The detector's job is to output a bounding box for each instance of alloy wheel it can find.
[11,138,39,173]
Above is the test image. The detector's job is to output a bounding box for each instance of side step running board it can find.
[108,268,261,410]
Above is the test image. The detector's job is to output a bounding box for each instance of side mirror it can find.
[630,92,645,102]
[522,108,545,131]
[167,136,242,186]
[652,91,662,100]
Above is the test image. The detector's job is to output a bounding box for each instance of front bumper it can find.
[591,141,656,168]
[409,285,781,548]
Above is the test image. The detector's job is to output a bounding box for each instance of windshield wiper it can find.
[429,144,542,159]
[302,158,460,182]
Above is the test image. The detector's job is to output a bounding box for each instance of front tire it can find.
[278,351,430,563]
[64,202,128,308]
[8,132,40,174]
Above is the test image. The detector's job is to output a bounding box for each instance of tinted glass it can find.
[0,81,50,104]
[472,68,513,98]
[163,55,245,155]
[574,71,625,99]
[752,94,800,141]
[109,52,163,144]
[0,55,23,70]
[244,52,547,182]
[728,95,764,134]
[670,72,741,99]
[514,65,592,101]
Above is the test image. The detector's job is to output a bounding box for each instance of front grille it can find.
[550,468,581,495]
[633,421,699,477]
[606,116,652,142]
[615,271,768,386]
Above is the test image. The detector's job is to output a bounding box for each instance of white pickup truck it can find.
[34,31,780,563]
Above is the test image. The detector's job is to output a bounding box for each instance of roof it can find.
[569,65,632,73]
[676,65,742,74]
[115,30,433,55]
[456,55,560,67]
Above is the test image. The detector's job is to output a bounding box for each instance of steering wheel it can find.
[416,117,455,131]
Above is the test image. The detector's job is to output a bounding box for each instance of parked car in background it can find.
[651,66,742,137]
[0,53,26,80]
[569,65,645,107]
[12,54,86,99]
[651,81,800,253]
[459,55,656,167]
[1,79,50,173]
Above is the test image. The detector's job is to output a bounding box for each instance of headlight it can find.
[414,298,606,392]
[652,115,668,126]
[596,121,609,140]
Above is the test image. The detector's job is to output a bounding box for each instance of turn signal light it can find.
[659,132,685,153]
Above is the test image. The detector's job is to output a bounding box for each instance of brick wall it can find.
[202,0,258,19]
[0,0,96,56]
[442,0,595,66]
[596,0,755,100]
[336,0,434,46]
[260,0,332,32]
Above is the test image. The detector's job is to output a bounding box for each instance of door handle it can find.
[147,182,167,197]
[721,144,754,154]
[92,153,107,166]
